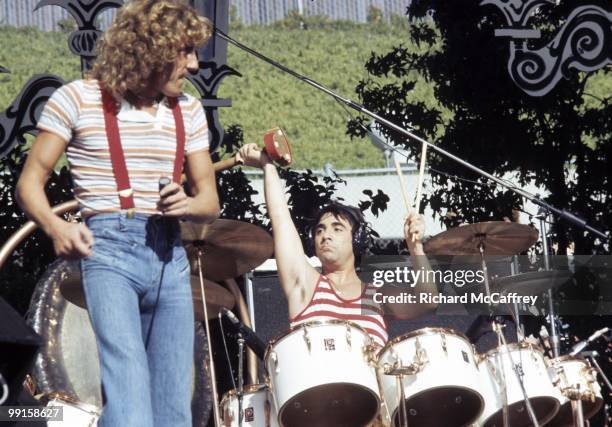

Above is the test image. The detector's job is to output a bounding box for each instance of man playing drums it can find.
[237,143,438,347]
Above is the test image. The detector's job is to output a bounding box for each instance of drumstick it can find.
[394,157,412,214]
[414,141,428,214]
[393,157,417,242]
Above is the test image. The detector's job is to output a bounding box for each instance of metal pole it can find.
[539,213,560,359]
[237,334,245,427]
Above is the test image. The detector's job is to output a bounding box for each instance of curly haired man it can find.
[16,1,219,425]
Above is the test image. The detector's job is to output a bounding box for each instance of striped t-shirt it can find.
[290,275,388,347]
[37,79,209,216]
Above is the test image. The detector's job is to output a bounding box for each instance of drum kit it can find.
[1,122,607,426]
[10,209,609,427]
[214,220,609,427]
[15,215,610,427]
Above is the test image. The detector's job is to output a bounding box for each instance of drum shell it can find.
[264,320,380,425]
[220,384,279,427]
[477,344,560,426]
[46,394,100,427]
[546,356,603,426]
[377,327,484,426]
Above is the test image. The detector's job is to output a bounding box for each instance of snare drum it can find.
[265,320,380,427]
[220,384,278,427]
[46,392,99,427]
[377,327,484,427]
[477,342,560,427]
[546,356,603,427]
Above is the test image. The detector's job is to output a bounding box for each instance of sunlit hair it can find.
[90,0,212,99]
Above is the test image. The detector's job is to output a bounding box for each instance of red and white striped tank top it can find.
[289,275,388,347]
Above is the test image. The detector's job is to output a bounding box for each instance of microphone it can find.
[158,176,173,244]
[221,307,266,360]
[158,176,172,192]
[570,327,610,356]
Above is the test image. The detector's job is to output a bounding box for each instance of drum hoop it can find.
[481,341,544,360]
[46,392,100,415]
[220,384,268,407]
[264,319,370,363]
[381,327,472,353]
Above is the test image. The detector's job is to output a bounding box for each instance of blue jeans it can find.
[81,213,193,427]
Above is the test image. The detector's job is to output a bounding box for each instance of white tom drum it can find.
[376,327,484,427]
[477,342,560,427]
[265,320,380,427]
[546,356,603,427]
[220,384,278,427]
[46,392,99,427]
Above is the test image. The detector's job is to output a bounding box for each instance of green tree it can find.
[350,0,611,256]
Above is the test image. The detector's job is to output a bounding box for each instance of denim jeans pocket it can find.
[85,228,140,271]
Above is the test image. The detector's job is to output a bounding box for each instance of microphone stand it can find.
[213,27,609,241]
[237,333,245,427]
[538,209,561,359]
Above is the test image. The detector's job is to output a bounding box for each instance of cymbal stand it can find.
[570,399,585,427]
[480,241,539,427]
[492,321,540,427]
[396,375,409,427]
[582,351,612,392]
[196,248,222,427]
[237,333,245,427]
[510,256,525,341]
[477,237,492,298]
[538,210,560,358]
[582,352,606,426]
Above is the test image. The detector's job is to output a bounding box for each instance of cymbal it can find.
[190,275,235,321]
[181,219,273,281]
[59,271,235,321]
[493,270,572,296]
[424,221,538,256]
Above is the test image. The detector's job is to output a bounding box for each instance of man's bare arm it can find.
[386,211,438,319]
[16,131,93,259]
[159,149,220,223]
[237,143,319,317]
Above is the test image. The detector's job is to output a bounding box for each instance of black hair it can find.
[309,201,368,262]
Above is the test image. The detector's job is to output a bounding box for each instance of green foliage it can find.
[214,24,435,169]
[1,22,429,169]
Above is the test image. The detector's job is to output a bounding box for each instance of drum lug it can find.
[346,323,352,351]
[555,364,567,388]
[303,327,311,353]
[414,337,428,371]
[270,351,280,373]
[363,342,378,366]
[441,332,447,355]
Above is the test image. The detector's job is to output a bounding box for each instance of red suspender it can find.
[100,85,186,212]
[168,97,185,185]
